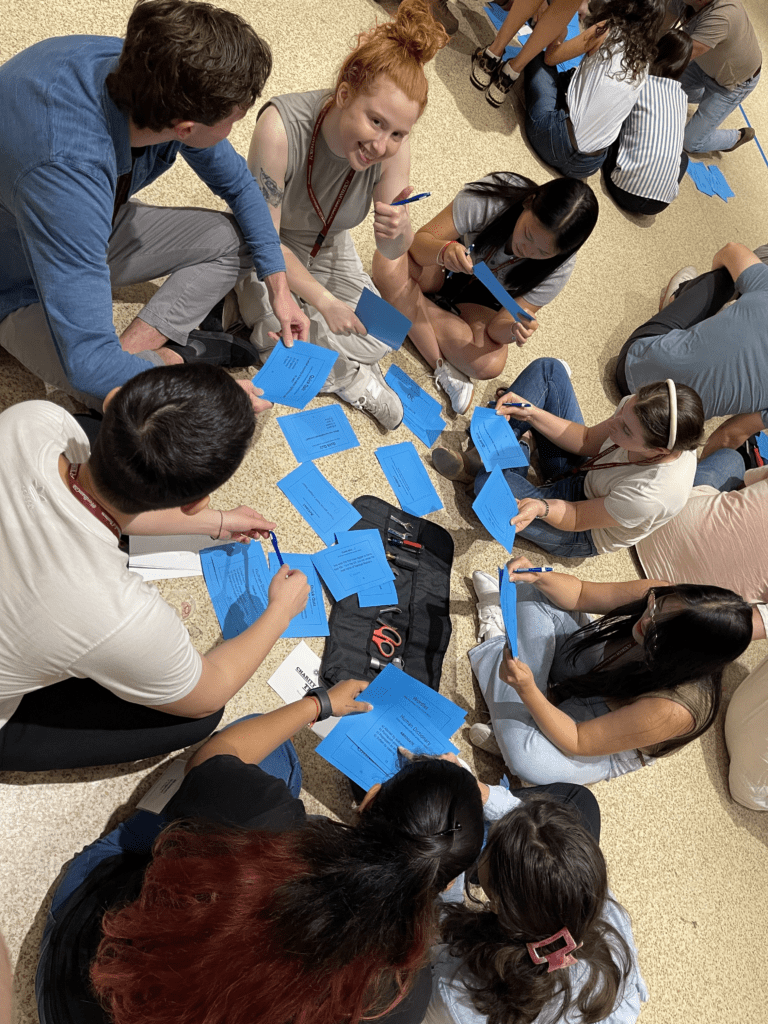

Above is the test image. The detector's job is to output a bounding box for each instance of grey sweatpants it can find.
[0,201,254,409]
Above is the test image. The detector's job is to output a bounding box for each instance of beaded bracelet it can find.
[536,499,550,519]
[436,240,460,268]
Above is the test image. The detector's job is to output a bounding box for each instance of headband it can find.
[527,927,582,972]
[666,379,677,450]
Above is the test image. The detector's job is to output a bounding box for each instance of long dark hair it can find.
[463,174,598,297]
[551,585,753,755]
[583,0,666,80]
[91,758,483,1024]
[441,797,633,1024]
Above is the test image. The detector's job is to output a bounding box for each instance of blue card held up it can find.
[472,465,518,552]
[385,364,445,448]
[756,431,768,461]
[277,405,359,463]
[267,552,329,638]
[311,529,394,602]
[355,288,412,351]
[470,406,529,471]
[499,567,519,658]
[200,541,272,640]
[375,442,443,517]
[473,262,534,322]
[277,462,361,545]
[252,339,338,409]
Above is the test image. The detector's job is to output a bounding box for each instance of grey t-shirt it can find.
[451,173,577,308]
[668,0,761,88]
[625,262,768,424]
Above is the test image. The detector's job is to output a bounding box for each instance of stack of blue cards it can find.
[385,364,446,447]
[200,541,328,640]
[355,288,412,351]
[278,462,361,545]
[687,161,736,201]
[472,465,518,552]
[316,664,467,791]
[376,442,443,517]
[253,339,339,409]
[470,406,529,471]
[311,529,395,603]
[277,405,360,463]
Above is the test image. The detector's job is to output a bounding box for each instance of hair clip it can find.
[434,822,462,837]
[527,927,582,972]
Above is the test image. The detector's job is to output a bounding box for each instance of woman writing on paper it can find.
[372,175,598,414]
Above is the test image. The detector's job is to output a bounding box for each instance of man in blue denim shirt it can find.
[0,0,309,410]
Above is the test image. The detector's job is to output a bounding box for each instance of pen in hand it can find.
[502,402,532,409]
[391,192,431,206]
[269,531,284,566]
[447,243,474,281]
[511,567,553,573]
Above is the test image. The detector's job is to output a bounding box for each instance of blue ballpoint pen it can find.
[502,402,532,409]
[511,567,553,573]
[391,192,431,206]
[269,531,284,566]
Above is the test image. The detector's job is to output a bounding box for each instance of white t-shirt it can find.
[568,45,647,154]
[0,402,202,729]
[583,399,696,554]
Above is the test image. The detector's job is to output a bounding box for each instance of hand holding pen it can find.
[443,241,474,278]
[494,390,536,420]
[505,556,554,582]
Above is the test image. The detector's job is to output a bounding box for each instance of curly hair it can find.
[332,0,448,113]
[441,797,633,1024]
[107,0,272,131]
[583,0,666,80]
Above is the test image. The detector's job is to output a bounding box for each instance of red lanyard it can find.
[66,463,122,541]
[306,105,356,264]
[578,444,664,474]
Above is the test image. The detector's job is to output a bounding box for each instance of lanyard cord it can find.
[306,105,357,263]
[66,463,122,541]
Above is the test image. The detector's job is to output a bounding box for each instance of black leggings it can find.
[615,265,736,395]
[601,140,689,216]
[0,677,223,772]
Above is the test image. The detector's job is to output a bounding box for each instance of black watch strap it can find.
[307,685,333,722]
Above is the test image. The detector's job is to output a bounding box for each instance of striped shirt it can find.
[611,76,688,203]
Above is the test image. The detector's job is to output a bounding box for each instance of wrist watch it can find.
[306,685,333,721]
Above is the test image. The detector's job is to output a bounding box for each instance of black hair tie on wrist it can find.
[306,685,333,721]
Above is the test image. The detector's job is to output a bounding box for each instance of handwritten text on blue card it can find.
[376,442,443,517]
[253,340,338,409]
[472,465,518,552]
[470,407,529,471]
[200,542,272,640]
[277,405,359,463]
[277,462,361,545]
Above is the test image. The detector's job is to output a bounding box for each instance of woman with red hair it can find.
[229,0,447,432]
[36,679,484,1024]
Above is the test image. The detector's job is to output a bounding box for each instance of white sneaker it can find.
[471,570,505,642]
[660,266,698,310]
[434,359,474,415]
[469,722,502,756]
[554,358,572,378]
[334,362,403,430]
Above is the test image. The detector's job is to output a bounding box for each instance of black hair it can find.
[463,174,598,298]
[441,797,633,1024]
[583,0,666,80]
[651,29,693,80]
[551,585,753,755]
[89,363,254,515]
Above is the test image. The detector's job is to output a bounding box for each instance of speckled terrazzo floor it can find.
[2,1,768,1021]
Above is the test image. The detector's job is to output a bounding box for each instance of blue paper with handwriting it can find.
[200,541,272,640]
[253,339,338,408]
[277,405,359,462]
[277,462,361,545]
[311,529,394,602]
[384,364,445,448]
[376,442,443,516]
[470,406,529,471]
[472,465,518,551]
[267,552,329,638]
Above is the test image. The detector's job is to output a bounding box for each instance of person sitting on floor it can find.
[372,173,598,414]
[616,242,768,457]
[226,0,448,431]
[465,557,754,786]
[433,357,704,561]
[0,363,310,773]
[430,773,648,1023]
[602,29,693,215]
[36,684,485,1024]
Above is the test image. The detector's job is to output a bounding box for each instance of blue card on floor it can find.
[252,339,338,409]
[200,541,272,640]
[267,552,329,638]
[499,567,519,657]
[277,405,359,463]
[358,578,400,608]
[277,462,361,545]
[384,364,445,448]
[470,406,529,471]
[376,442,443,517]
[686,160,715,197]
[707,164,735,201]
[311,529,394,602]
[473,262,534,322]
[355,288,412,350]
[472,465,518,552]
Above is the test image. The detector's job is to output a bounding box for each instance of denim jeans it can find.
[474,358,599,559]
[694,448,745,492]
[680,62,760,153]
[524,56,608,179]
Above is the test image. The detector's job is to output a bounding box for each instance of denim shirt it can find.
[0,35,285,400]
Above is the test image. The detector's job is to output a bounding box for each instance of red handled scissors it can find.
[372,619,403,659]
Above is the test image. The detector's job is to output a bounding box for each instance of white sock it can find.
[502,64,521,81]
[486,47,501,60]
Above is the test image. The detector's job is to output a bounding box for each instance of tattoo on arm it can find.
[258,168,284,208]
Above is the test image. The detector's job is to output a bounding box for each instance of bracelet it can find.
[536,499,550,519]
[436,240,459,268]
[306,685,333,722]
[306,694,322,726]
[210,510,224,541]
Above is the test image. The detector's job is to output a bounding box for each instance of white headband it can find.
[666,379,677,450]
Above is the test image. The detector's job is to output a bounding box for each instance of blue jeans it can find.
[524,56,608,178]
[680,62,760,153]
[694,448,745,492]
[474,358,599,559]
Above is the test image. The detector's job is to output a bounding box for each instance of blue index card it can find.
[350,705,459,780]
[375,442,443,517]
[352,664,467,736]
[267,552,329,638]
[355,288,412,351]
[385,364,446,448]
[470,406,529,471]
[707,164,735,201]
[473,262,534,322]
[358,578,399,608]
[311,529,394,602]
[756,432,768,461]
[499,567,519,658]
[200,541,272,640]
[277,405,359,463]
[277,462,361,545]
[484,5,582,71]
[472,465,518,552]
[686,161,715,196]
[252,339,338,409]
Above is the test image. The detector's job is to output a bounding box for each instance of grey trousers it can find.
[0,201,254,410]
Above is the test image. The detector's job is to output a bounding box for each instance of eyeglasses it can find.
[647,591,656,625]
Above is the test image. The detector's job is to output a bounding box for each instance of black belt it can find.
[564,116,606,158]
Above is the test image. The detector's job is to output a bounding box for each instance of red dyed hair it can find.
[333,0,448,114]
[90,824,429,1024]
